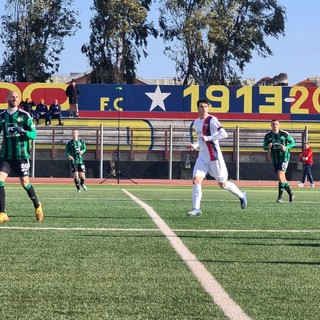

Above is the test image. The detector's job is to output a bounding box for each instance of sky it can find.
[0,1,319,86]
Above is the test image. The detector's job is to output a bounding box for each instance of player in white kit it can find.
[187,98,247,216]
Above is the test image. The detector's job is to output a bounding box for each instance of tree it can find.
[0,0,80,82]
[81,0,157,84]
[159,0,286,85]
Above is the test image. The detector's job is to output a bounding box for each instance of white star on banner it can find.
[145,85,171,111]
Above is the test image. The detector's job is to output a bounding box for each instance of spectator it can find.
[298,142,315,188]
[35,99,48,125]
[65,79,80,118]
[46,99,62,126]
[19,97,36,117]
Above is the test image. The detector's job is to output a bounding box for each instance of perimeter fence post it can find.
[99,124,104,179]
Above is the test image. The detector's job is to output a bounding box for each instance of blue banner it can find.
[1,82,320,121]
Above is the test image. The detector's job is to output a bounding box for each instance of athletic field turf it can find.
[1,184,319,320]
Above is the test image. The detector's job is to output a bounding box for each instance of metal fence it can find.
[33,125,307,154]
[26,124,312,179]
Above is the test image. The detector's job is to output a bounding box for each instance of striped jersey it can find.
[0,109,36,160]
[192,115,228,161]
[263,129,295,164]
[65,138,87,165]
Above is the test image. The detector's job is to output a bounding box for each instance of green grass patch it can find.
[0,184,319,319]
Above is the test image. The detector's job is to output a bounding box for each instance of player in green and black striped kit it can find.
[65,129,88,192]
[0,91,43,224]
[263,119,295,203]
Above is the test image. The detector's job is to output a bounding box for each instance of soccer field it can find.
[1,184,319,320]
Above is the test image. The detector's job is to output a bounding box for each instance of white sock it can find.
[192,184,202,209]
[223,181,244,199]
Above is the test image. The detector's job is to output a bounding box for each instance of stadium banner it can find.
[1,82,320,121]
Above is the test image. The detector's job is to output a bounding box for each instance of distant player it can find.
[263,119,295,202]
[65,129,88,192]
[187,98,247,217]
[0,91,44,224]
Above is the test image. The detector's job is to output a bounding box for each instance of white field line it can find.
[5,185,312,193]
[0,227,160,231]
[122,189,251,320]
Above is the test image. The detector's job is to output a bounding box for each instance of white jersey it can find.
[192,115,228,161]
[190,113,245,209]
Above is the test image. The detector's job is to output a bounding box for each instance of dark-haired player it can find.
[187,98,247,217]
[263,119,295,203]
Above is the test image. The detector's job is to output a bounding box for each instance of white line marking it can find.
[122,189,251,320]
[0,227,160,232]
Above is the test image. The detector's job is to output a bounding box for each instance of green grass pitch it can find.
[0,184,319,320]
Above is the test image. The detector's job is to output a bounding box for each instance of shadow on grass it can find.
[7,214,152,221]
[178,234,320,242]
[201,259,320,266]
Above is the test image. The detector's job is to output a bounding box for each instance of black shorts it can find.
[273,161,288,173]
[0,159,30,177]
[71,163,86,173]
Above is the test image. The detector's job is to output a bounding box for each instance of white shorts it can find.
[193,157,228,182]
